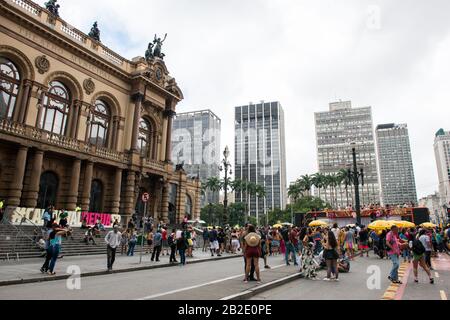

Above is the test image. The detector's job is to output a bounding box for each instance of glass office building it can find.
[376,123,418,206]
[234,101,287,220]
[314,101,380,207]
[172,110,221,207]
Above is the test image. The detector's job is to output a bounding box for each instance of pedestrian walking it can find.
[419,229,433,270]
[161,227,169,256]
[127,231,137,256]
[105,225,122,271]
[412,229,434,284]
[313,227,323,255]
[358,226,369,258]
[259,227,270,269]
[146,229,153,254]
[169,229,178,263]
[40,225,55,273]
[120,229,129,255]
[282,226,297,266]
[243,225,262,283]
[177,229,188,266]
[202,227,210,252]
[151,229,162,262]
[323,230,340,281]
[231,229,240,254]
[47,224,71,275]
[209,226,219,257]
[399,228,412,263]
[386,225,405,284]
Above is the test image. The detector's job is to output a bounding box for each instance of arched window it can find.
[89,179,103,213]
[41,81,71,135]
[37,172,59,209]
[89,100,110,147]
[0,57,21,120]
[138,118,151,157]
[185,194,192,219]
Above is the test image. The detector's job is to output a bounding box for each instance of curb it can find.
[220,273,302,300]
[0,254,242,287]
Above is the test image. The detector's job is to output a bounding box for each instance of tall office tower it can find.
[314,101,380,208]
[376,123,418,206]
[235,101,287,220]
[171,110,221,207]
[434,129,450,210]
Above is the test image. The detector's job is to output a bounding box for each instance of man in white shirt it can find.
[105,225,122,271]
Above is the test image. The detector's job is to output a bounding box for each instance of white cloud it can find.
[42,0,450,198]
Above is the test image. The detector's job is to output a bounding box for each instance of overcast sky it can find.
[42,0,450,199]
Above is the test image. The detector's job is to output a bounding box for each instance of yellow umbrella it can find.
[273,223,282,229]
[207,226,213,230]
[391,220,415,229]
[309,220,328,227]
[420,222,437,229]
[368,220,394,231]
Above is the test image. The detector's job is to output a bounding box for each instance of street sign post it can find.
[139,193,150,264]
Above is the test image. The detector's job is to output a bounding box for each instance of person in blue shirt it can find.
[151,229,162,262]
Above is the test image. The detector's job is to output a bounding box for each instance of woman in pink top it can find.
[386,225,406,284]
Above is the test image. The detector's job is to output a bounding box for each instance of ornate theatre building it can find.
[0,0,201,227]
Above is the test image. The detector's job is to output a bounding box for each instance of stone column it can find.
[161,182,170,224]
[73,100,82,139]
[66,159,81,211]
[18,80,32,124]
[68,100,81,139]
[130,93,144,151]
[111,168,122,215]
[122,171,136,223]
[22,149,44,208]
[8,146,28,207]
[81,161,94,211]
[114,117,120,151]
[164,109,175,162]
[35,90,47,128]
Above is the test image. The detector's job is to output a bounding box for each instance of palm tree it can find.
[300,174,313,197]
[288,180,303,203]
[312,173,325,200]
[339,169,352,207]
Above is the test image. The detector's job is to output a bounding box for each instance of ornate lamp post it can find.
[348,142,364,226]
[219,146,232,226]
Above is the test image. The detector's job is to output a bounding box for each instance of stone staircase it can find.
[0,224,152,261]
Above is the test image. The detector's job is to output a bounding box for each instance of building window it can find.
[138,118,152,158]
[0,57,20,120]
[41,81,71,136]
[185,194,192,219]
[89,179,103,213]
[37,171,59,209]
[89,100,110,147]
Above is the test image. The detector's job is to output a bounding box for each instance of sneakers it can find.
[264,265,271,269]
[323,278,331,281]
[430,278,434,284]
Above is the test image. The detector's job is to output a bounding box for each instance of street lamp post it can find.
[348,143,364,226]
[220,146,232,226]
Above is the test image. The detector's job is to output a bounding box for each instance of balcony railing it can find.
[0,119,167,172]
[5,0,129,70]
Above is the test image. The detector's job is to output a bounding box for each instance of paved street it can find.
[251,253,450,301]
[1,250,448,300]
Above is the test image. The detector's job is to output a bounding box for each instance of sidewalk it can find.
[0,249,242,286]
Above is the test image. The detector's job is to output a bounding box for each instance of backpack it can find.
[412,239,425,255]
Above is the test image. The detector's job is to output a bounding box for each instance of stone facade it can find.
[0,0,201,225]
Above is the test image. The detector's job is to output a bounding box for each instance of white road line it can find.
[435,272,439,278]
[137,264,286,300]
[440,290,447,301]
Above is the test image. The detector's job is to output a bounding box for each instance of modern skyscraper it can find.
[376,123,418,206]
[171,110,221,207]
[314,101,380,207]
[234,101,287,220]
[434,129,450,211]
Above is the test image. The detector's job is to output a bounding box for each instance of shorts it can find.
[162,239,169,247]
[345,242,353,250]
[147,240,153,246]
[245,246,260,258]
[210,240,219,250]
[359,241,369,249]
[413,252,424,261]
[231,239,240,249]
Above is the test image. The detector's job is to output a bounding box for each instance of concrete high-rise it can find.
[314,101,380,207]
[376,123,417,206]
[434,129,450,211]
[171,110,221,207]
[234,101,287,220]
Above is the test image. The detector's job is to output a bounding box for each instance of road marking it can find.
[137,264,286,300]
[381,262,410,300]
[435,272,439,278]
[440,290,447,301]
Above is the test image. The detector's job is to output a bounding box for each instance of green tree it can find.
[200,203,224,226]
[228,202,246,227]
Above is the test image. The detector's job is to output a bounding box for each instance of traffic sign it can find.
[142,193,150,203]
